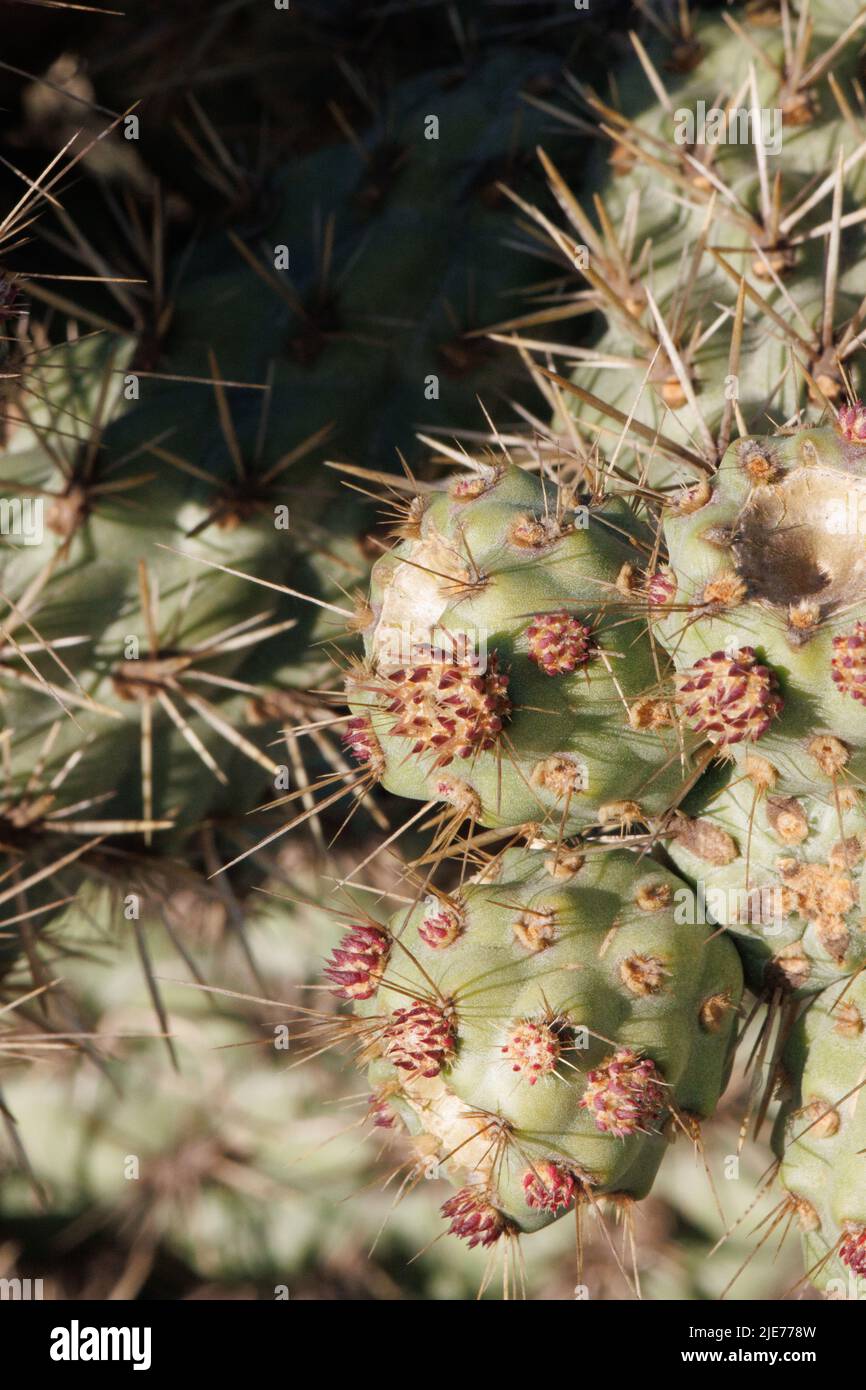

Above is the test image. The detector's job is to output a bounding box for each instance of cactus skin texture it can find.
[336,847,742,1242]
[346,463,695,835]
[666,766,866,998]
[0,45,586,995]
[658,421,866,799]
[535,1,866,474]
[774,972,866,1297]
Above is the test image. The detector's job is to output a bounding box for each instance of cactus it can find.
[493,0,866,810]
[656,421,866,804]
[665,761,866,998]
[510,0,866,479]
[491,0,866,1296]
[11,0,866,1302]
[330,844,742,1253]
[1,844,750,1301]
[1,44,594,1005]
[0,871,402,1295]
[307,0,866,1283]
[773,972,866,1298]
[343,458,695,841]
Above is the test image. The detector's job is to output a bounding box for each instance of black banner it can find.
[4,1296,857,1376]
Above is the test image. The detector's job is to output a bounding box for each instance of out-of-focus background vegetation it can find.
[0,0,801,1299]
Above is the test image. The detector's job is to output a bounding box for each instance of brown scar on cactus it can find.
[668,811,739,866]
[730,460,866,634]
[775,859,857,963]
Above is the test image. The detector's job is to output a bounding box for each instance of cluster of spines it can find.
[830,624,866,704]
[579,1047,667,1139]
[525,612,594,676]
[674,649,783,747]
[381,1000,456,1080]
[440,1189,513,1249]
[371,647,512,766]
[324,926,391,1001]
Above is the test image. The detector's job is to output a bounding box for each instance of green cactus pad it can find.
[666,765,866,997]
[530,1,866,478]
[334,845,742,1241]
[346,462,697,835]
[658,421,866,797]
[774,972,866,1297]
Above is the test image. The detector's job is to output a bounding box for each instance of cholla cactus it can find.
[665,767,866,996]
[773,973,866,1297]
[473,7,866,1297]
[510,0,866,477]
[329,846,742,1253]
[0,44,601,1007]
[344,460,694,839]
[13,0,866,1304]
[658,421,866,800]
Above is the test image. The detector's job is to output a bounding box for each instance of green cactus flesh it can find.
[328,846,742,1244]
[665,762,866,997]
[774,972,866,1296]
[0,47,590,988]
[656,421,866,799]
[345,461,696,836]
[514,1,866,482]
